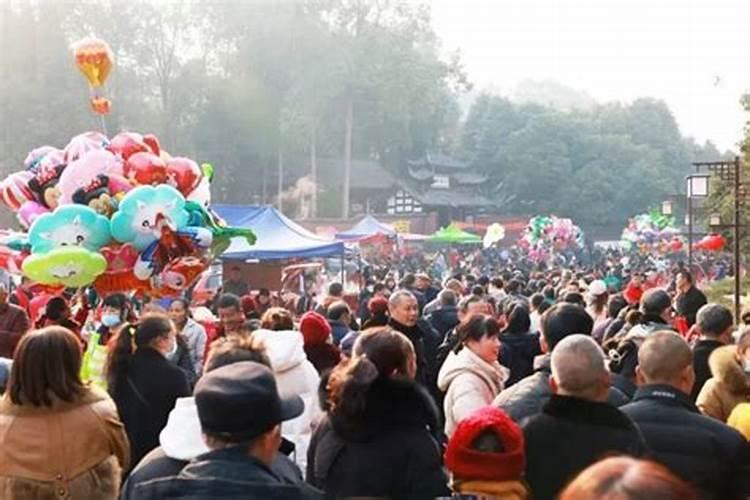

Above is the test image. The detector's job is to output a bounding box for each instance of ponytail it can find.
[105,322,137,393]
[325,327,414,417]
[105,313,173,392]
[327,355,378,418]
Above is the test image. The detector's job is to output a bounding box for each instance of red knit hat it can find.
[240,295,256,315]
[368,296,389,315]
[445,406,525,482]
[299,311,332,346]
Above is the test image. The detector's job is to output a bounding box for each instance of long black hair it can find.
[105,313,173,393]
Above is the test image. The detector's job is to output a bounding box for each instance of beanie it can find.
[368,296,389,316]
[445,406,525,482]
[240,294,256,315]
[299,311,332,346]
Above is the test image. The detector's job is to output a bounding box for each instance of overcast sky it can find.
[430,0,750,152]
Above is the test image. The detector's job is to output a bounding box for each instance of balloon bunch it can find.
[0,132,255,297]
[620,209,683,255]
[693,233,726,252]
[483,223,506,249]
[72,38,114,116]
[519,215,584,261]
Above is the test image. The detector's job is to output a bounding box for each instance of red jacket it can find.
[0,303,30,358]
[624,283,643,305]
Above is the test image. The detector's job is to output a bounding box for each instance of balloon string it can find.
[88,85,109,136]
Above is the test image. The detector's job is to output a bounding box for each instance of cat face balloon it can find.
[28,204,111,254]
[110,185,188,251]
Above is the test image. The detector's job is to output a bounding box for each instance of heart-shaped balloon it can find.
[166,157,202,196]
[143,134,161,157]
[109,132,151,161]
[125,152,168,186]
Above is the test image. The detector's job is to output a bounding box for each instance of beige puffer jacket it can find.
[438,347,509,437]
[697,345,750,422]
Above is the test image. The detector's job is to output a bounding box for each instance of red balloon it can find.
[125,152,168,186]
[109,132,149,160]
[143,134,161,157]
[166,157,202,196]
[705,234,726,251]
[693,234,726,252]
[669,239,683,252]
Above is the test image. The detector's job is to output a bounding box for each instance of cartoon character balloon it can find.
[24,146,60,172]
[57,149,124,205]
[28,164,66,210]
[28,205,111,254]
[110,185,189,250]
[23,246,107,288]
[63,131,109,163]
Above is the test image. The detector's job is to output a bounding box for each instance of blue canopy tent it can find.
[212,204,345,260]
[336,215,396,240]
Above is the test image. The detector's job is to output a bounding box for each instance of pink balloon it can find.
[17,201,49,228]
[107,174,133,197]
[58,149,124,205]
[24,146,60,172]
[63,131,109,162]
[37,149,66,172]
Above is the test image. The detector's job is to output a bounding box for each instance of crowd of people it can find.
[0,248,747,499]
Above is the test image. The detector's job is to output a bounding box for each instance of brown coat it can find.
[697,345,750,422]
[0,386,129,499]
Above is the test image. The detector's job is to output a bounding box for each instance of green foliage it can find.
[0,0,728,228]
[459,93,724,227]
[0,0,462,212]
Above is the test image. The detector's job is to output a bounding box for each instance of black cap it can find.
[195,361,304,442]
[641,289,672,315]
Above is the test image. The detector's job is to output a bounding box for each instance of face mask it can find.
[101,314,121,328]
[743,360,750,375]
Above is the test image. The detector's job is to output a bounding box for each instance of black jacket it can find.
[123,443,305,500]
[621,384,750,500]
[131,446,321,499]
[388,317,440,389]
[691,339,725,400]
[676,285,707,327]
[500,330,542,387]
[522,395,647,500]
[307,377,448,499]
[426,306,459,339]
[110,347,191,469]
[493,354,630,422]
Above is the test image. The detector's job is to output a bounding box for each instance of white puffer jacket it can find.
[253,329,321,470]
[438,347,509,437]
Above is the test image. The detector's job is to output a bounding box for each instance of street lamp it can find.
[709,213,722,228]
[661,200,673,216]
[687,174,709,198]
[686,174,710,270]
[692,157,744,321]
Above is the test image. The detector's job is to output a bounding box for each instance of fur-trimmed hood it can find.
[330,376,440,442]
[709,345,750,394]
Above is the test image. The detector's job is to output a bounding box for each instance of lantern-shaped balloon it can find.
[72,38,113,88]
[90,96,111,115]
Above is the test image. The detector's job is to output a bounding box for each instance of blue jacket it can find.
[328,320,351,346]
